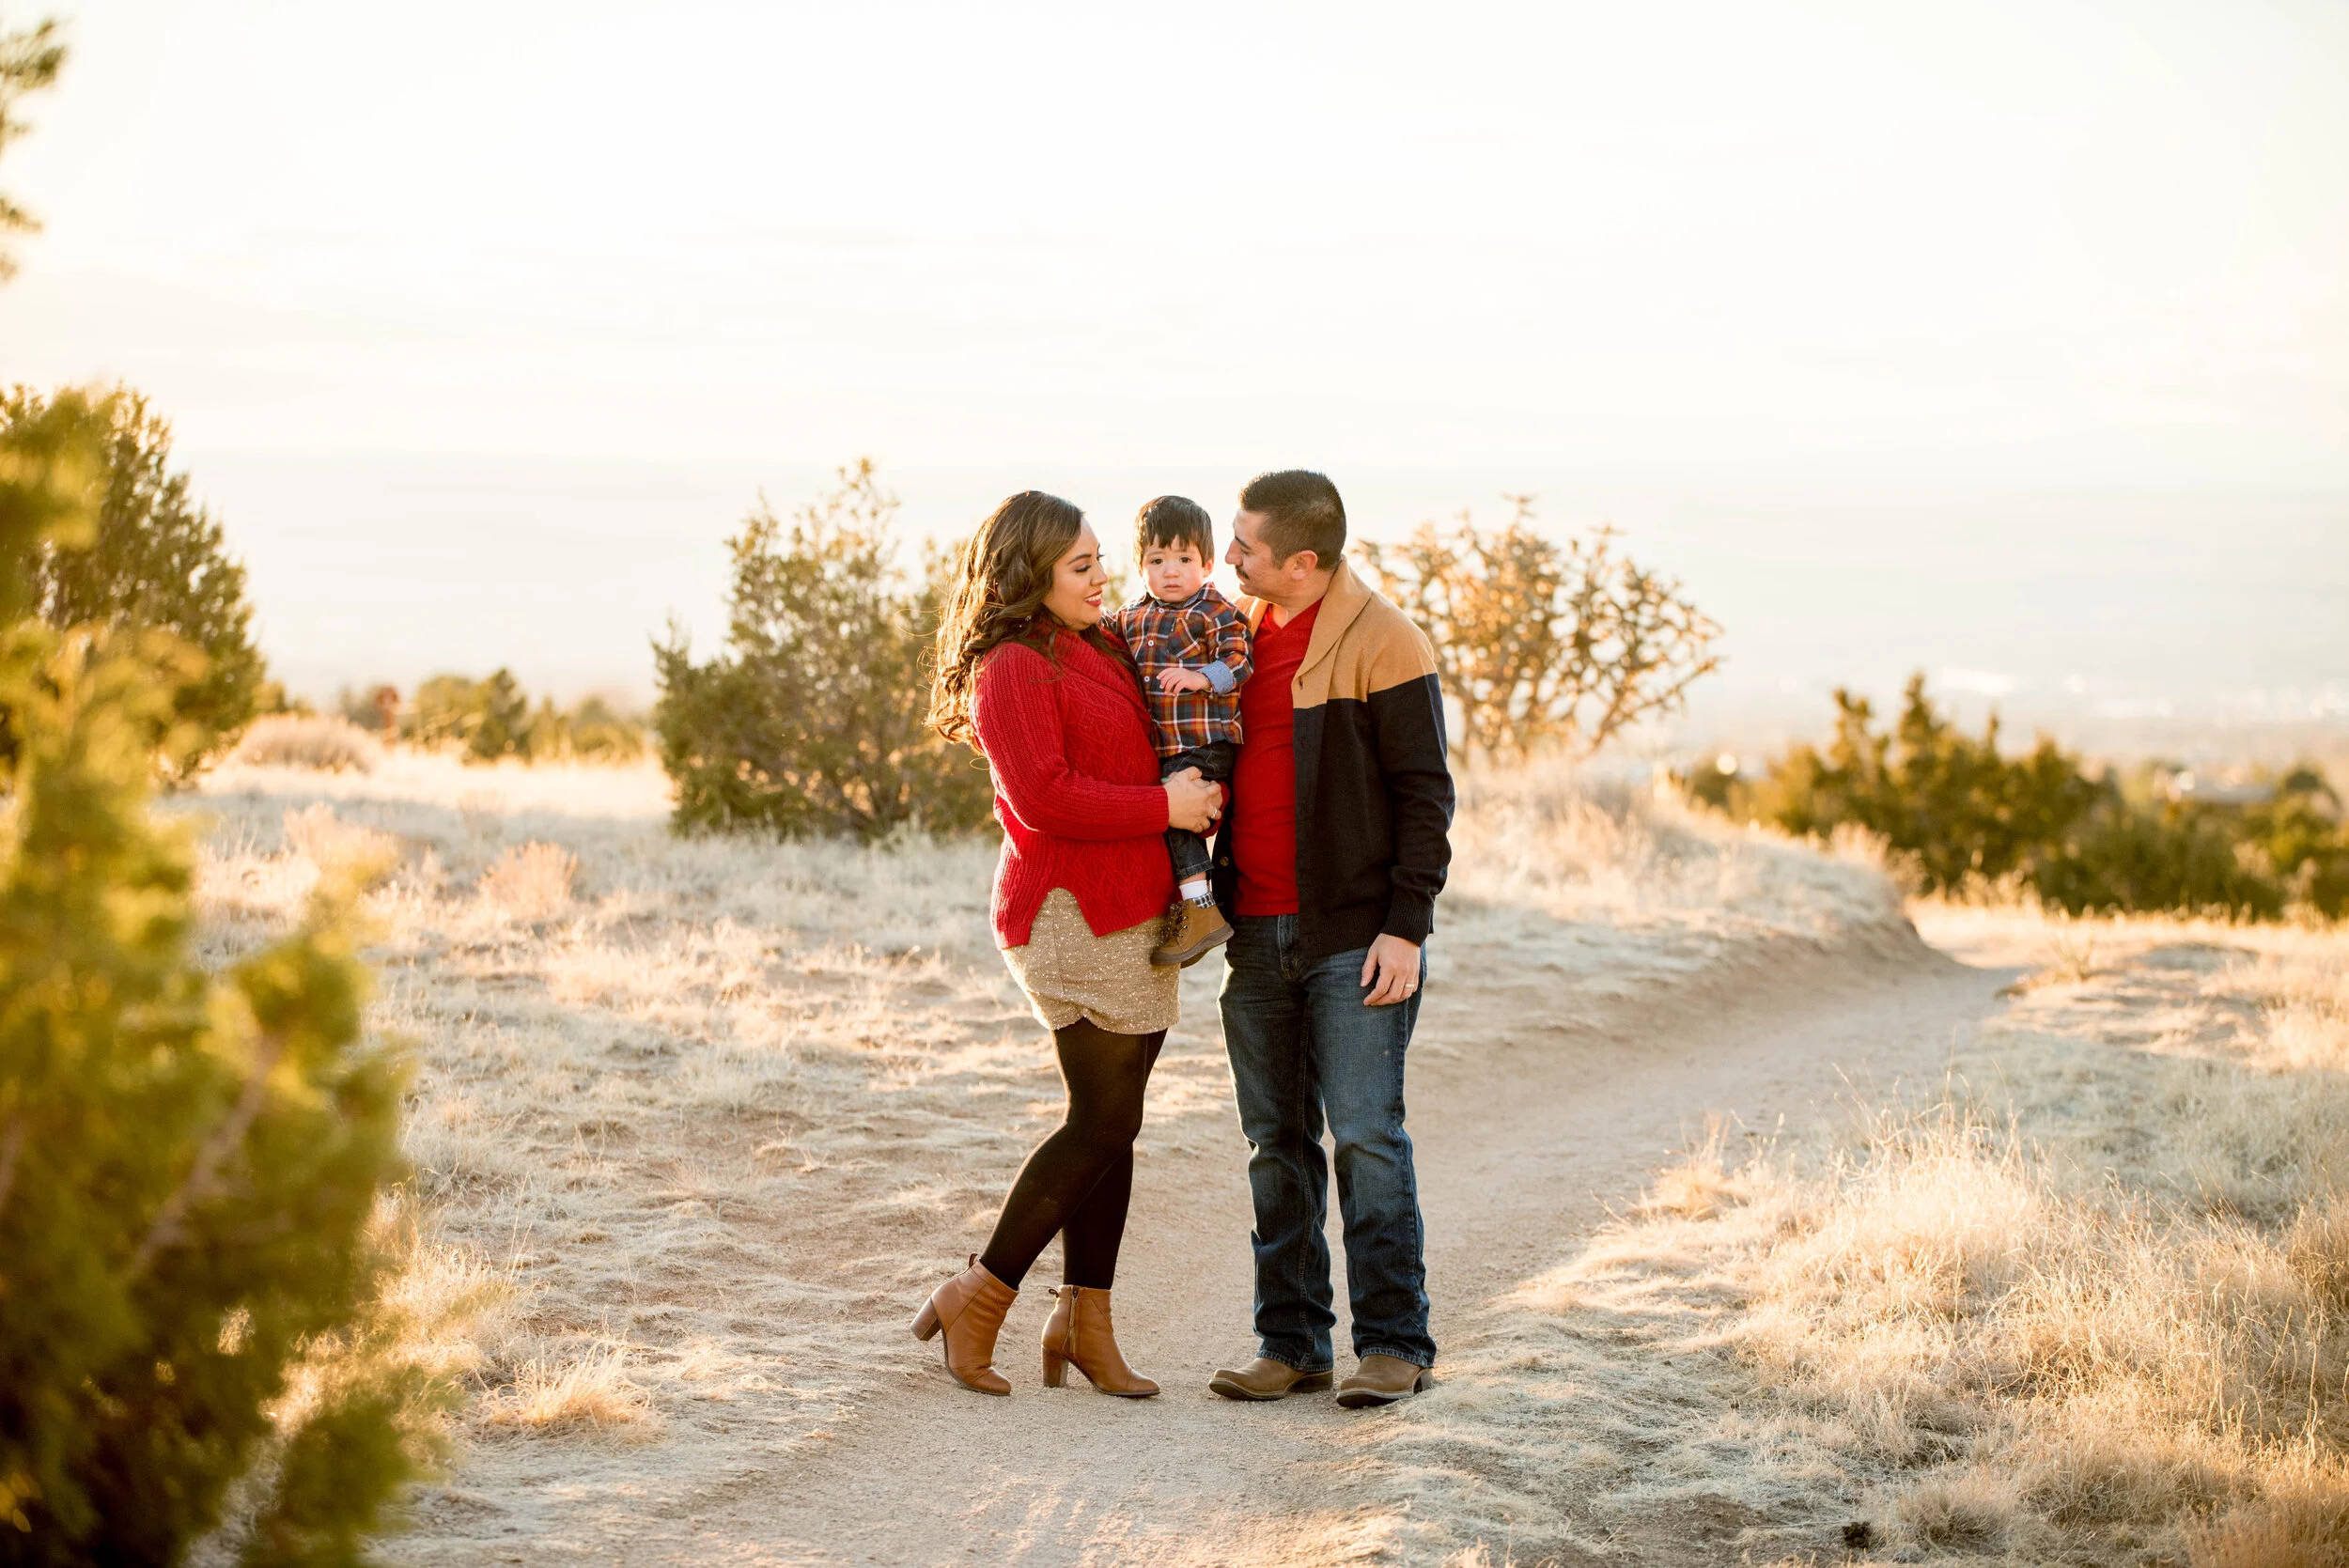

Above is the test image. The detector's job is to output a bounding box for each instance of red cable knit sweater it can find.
[972,629,1173,948]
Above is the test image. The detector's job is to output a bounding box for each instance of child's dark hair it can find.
[1133,495,1214,561]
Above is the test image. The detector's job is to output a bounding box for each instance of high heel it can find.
[1038,1285,1158,1398]
[912,1254,1017,1395]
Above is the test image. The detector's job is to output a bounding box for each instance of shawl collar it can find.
[1237,556,1373,676]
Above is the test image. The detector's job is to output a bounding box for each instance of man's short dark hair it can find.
[1238,470,1346,569]
[1134,495,1213,560]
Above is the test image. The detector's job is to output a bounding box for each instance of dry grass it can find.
[173,759,1162,1537]
[229,713,386,772]
[280,801,400,877]
[1369,905,2349,1564]
[475,841,580,922]
[205,749,674,818]
[165,755,1902,1556]
[1452,760,1898,939]
[1436,762,1914,1054]
[476,1347,661,1440]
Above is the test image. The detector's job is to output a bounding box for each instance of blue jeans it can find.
[1218,914,1435,1371]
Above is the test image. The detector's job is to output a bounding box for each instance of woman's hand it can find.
[1163,767,1224,834]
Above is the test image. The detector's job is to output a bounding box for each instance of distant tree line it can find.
[1691,675,2349,922]
[334,673,645,764]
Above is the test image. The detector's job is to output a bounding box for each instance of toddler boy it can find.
[1106,496,1252,967]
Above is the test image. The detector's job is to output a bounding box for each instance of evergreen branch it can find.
[125,1030,287,1280]
[0,1111,23,1225]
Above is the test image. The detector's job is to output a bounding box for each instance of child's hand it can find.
[1155,666,1213,694]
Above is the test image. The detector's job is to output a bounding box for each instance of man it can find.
[1206,469,1454,1409]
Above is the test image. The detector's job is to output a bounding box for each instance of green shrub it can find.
[405,670,526,760]
[1,384,269,777]
[1737,674,2100,890]
[652,459,993,840]
[0,388,422,1563]
[397,672,641,763]
[1713,674,2349,922]
[539,692,644,762]
[254,678,312,719]
[2030,799,2287,921]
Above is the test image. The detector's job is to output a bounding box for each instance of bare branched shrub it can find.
[231,713,384,773]
[1360,497,1720,760]
[475,841,578,922]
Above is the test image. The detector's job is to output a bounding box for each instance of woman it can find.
[915,491,1224,1398]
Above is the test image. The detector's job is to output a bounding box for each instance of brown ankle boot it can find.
[911,1254,1017,1395]
[1039,1285,1159,1397]
[1151,899,1231,968]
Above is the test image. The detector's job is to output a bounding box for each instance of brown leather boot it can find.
[1207,1357,1334,1401]
[1152,899,1231,967]
[1335,1353,1433,1408]
[911,1254,1017,1395]
[1039,1285,1159,1397]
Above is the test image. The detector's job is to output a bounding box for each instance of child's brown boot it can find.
[1152,898,1231,967]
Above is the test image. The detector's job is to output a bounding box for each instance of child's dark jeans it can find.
[1161,739,1239,887]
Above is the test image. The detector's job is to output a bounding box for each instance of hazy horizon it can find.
[2,1,2343,755]
[194,449,2346,744]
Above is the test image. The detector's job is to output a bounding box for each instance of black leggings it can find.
[978,1020,1167,1291]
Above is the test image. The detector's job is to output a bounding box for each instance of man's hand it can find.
[1156,666,1213,693]
[1360,934,1422,1007]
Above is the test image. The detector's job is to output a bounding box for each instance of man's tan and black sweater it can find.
[1210,558,1455,964]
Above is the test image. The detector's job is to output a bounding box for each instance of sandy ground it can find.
[173,756,2003,1566]
[710,926,2001,1568]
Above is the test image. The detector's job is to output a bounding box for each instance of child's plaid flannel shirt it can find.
[1105,583,1252,756]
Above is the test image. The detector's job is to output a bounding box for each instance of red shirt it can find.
[1230,599,1319,916]
[972,631,1174,948]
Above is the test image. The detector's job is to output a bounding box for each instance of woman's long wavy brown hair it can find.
[926,490,1117,750]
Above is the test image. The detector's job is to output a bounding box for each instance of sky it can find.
[0,0,2343,732]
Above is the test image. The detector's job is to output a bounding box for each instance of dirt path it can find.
[556,919,2012,1566]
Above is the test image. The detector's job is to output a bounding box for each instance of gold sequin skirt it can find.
[1001,888,1181,1035]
